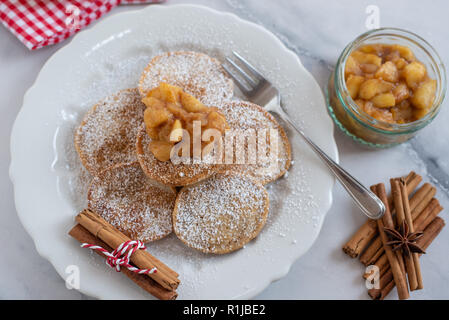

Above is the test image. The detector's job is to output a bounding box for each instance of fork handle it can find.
[276,108,385,220]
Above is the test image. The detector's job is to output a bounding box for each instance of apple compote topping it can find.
[345,44,437,124]
[142,83,229,162]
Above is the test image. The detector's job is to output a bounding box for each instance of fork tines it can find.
[222,51,265,94]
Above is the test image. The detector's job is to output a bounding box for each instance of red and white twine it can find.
[81,240,157,275]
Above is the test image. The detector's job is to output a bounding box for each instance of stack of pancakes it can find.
[75,51,291,254]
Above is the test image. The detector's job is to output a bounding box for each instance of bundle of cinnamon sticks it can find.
[69,209,180,300]
[342,172,445,300]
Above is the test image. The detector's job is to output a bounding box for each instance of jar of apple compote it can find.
[326,28,446,147]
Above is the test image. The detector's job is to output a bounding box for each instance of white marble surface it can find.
[1,0,448,299]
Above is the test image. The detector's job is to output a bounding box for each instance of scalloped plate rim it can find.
[9,3,338,299]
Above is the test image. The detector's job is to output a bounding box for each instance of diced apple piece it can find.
[371,93,396,108]
[142,96,165,109]
[392,101,413,123]
[394,58,407,70]
[207,111,228,132]
[411,79,437,109]
[170,119,183,142]
[146,87,162,99]
[375,61,399,83]
[149,140,173,162]
[351,51,382,67]
[145,127,159,140]
[413,108,429,120]
[392,44,415,61]
[384,50,401,62]
[166,103,188,119]
[167,104,185,120]
[372,108,394,123]
[393,83,410,103]
[358,45,375,54]
[345,56,361,78]
[359,44,382,54]
[359,79,393,100]
[360,63,379,74]
[159,82,181,104]
[157,120,175,142]
[398,100,411,109]
[360,100,393,122]
[402,61,426,88]
[144,105,171,128]
[181,92,207,112]
[346,75,365,99]
[172,119,182,130]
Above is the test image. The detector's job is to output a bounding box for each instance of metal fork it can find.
[222,51,385,219]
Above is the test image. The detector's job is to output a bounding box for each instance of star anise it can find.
[384,221,426,256]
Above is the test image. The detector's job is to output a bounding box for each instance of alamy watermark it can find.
[365,265,380,290]
[65,264,80,290]
[167,121,281,173]
[365,5,380,30]
[65,4,81,30]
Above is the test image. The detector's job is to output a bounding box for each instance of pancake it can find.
[136,124,215,187]
[87,162,176,242]
[138,51,233,107]
[216,100,292,185]
[74,88,145,176]
[173,173,269,254]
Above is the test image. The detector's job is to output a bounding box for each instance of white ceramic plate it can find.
[10,4,338,299]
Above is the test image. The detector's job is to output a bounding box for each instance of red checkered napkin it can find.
[0,0,164,50]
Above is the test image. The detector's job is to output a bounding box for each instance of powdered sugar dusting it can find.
[88,162,176,242]
[139,52,234,107]
[217,100,291,184]
[173,174,268,254]
[74,88,146,175]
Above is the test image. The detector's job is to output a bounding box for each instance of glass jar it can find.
[326,28,446,148]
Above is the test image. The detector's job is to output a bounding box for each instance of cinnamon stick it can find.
[343,172,421,258]
[391,178,418,291]
[359,243,383,266]
[368,217,445,300]
[359,183,435,266]
[414,198,443,232]
[363,198,442,279]
[75,209,180,291]
[400,179,424,290]
[342,219,378,258]
[417,217,445,248]
[69,224,177,300]
[389,172,422,209]
[372,183,409,300]
[410,183,437,218]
